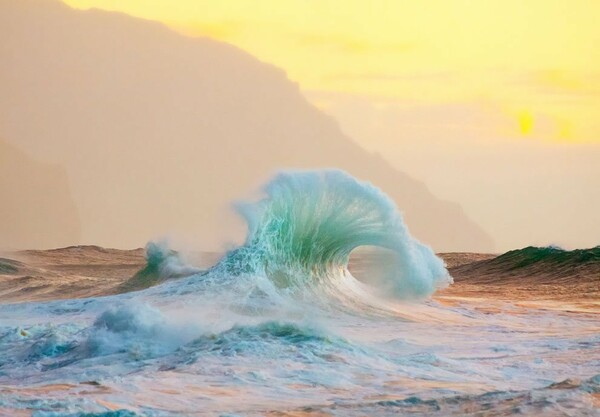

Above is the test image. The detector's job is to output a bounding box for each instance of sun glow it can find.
[517,111,534,136]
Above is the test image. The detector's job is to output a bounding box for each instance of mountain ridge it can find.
[0,138,81,249]
[0,0,494,252]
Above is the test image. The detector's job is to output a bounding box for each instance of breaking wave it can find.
[216,170,451,299]
[118,241,202,293]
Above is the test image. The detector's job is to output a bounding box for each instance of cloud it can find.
[294,33,413,55]
[323,70,455,83]
[510,70,600,97]
[174,20,245,40]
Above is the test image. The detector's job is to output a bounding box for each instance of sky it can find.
[60,0,600,250]
[62,0,600,143]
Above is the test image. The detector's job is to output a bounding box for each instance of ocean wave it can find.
[214,170,451,299]
[493,245,600,269]
[117,241,203,293]
[449,245,600,286]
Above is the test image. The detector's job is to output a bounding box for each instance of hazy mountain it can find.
[0,138,81,249]
[0,0,494,252]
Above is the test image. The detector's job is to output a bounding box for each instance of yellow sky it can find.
[63,0,600,142]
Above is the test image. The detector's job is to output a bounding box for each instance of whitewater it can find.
[0,170,598,416]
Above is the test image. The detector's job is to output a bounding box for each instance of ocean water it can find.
[0,170,598,416]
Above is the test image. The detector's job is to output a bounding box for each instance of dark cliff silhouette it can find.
[0,138,81,249]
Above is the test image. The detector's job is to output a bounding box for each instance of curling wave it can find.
[216,170,451,299]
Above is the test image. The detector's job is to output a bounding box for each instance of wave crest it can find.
[217,170,450,298]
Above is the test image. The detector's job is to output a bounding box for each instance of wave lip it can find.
[217,170,451,299]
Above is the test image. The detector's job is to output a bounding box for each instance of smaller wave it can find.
[0,257,21,274]
[0,303,194,378]
[448,245,600,290]
[494,245,600,269]
[453,245,600,276]
[87,303,198,360]
[118,241,202,292]
[189,321,338,351]
[176,320,368,370]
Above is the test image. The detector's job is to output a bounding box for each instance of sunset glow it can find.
[2,3,600,414]
[63,0,600,143]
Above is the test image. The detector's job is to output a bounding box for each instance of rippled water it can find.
[1,171,598,416]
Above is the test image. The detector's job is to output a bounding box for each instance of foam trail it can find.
[217,169,451,299]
